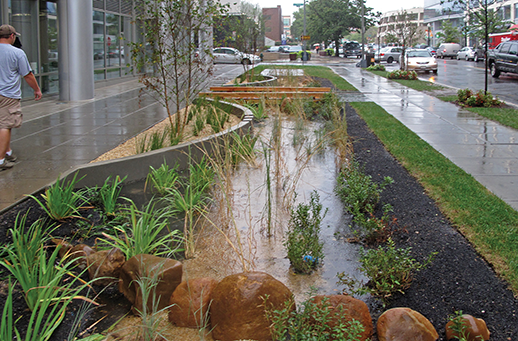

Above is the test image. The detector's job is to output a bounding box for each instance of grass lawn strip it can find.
[249,65,357,91]
[350,101,518,295]
[438,95,518,131]
[368,70,444,92]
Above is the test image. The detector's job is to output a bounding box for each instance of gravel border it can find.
[346,103,518,340]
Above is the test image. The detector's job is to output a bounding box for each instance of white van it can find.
[437,43,462,59]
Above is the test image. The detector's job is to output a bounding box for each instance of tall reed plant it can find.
[163,158,215,258]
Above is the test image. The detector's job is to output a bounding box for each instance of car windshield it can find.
[380,47,391,52]
[407,51,431,58]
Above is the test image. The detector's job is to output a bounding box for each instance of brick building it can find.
[263,6,283,44]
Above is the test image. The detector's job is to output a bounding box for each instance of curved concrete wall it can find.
[0,101,253,214]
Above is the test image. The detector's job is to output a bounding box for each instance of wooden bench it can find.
[209,86,331,93]
[199,91,327,101]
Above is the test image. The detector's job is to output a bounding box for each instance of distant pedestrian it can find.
[0,24,42,170]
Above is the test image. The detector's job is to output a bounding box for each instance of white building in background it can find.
[378,7,426,45]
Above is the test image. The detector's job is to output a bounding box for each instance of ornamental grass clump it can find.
[28,172,86,221]
[98,175,127,216]
[284,191,327,274]
[146,161,180,196]
[101,199,183,260]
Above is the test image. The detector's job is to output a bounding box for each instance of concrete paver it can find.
[331,65,518,211]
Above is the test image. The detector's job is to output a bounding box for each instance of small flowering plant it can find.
[457,88,502,107]
[387,69,418,80]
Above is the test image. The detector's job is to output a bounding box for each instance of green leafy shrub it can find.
[335,160,393,214]
[338,238,436,304]
[284,191,327,274]
[366,64,386,71]
[457,88,502,107]
[265,292,364,341]
[457,88,473,103]
[387,69,418,80]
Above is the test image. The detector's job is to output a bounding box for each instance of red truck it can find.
[488,30,518,49]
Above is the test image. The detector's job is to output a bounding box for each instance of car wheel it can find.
[465,55,469,61]
[387,57,393,63]
[490,63,500,78]
[242,59,250,65]
[432,69,437,74]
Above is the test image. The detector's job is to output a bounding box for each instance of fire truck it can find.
[488,30,518,49]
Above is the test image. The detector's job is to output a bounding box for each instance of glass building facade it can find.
[0,0,137,100]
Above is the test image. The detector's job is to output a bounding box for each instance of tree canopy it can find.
[291,0,378,56]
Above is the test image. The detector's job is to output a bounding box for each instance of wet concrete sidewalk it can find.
[0,64,247,211]
[331,65,518,211]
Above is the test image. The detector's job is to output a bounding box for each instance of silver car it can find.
[400,49,438,73]
[375,47,402,63]
[212,47,261,65]
[457,47,476,61]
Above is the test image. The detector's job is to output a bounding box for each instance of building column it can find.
[58,0,94,101]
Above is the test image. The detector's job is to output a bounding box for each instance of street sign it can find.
[301,35,310,41]
[107,36,112,46]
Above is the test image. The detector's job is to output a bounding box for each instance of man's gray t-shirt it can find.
[0,44,32,99]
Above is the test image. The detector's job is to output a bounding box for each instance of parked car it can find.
[266,46,281,52]
[400,49,438,73]
[426,46,437,55]
[278,45,293,53]
[212,47,261,65]
[343,42,361,58]
[487,41,518,78]
[375,46,402,63]
[456,47,477,61]
[436,43,461,59]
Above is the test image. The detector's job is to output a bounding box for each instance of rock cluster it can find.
[53,239,490,340]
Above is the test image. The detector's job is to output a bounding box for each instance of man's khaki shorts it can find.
[0,95,22,129]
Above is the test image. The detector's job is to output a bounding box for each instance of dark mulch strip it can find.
[346,103,518,340]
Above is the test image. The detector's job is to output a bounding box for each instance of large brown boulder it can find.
[310,295,373,340]
[210,271,294,341]
[445,314,490,341]
[168,277,219,328]
[87,248,125,286]
[377,307,438,341]
[119,254,182,314]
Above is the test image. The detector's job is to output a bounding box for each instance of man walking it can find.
[0,24,42,170]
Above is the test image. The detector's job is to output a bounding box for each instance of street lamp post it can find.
[427,24,431,46]
[293,1,307,63]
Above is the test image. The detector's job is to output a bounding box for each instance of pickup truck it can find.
[487,41,518,78]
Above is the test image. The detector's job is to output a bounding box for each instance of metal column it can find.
[58,0,94,101]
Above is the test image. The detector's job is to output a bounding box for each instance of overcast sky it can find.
[252,0,423,17]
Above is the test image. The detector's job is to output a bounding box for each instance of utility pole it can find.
[293,1,307,64]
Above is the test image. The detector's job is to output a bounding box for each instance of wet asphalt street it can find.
[384,58,518,106]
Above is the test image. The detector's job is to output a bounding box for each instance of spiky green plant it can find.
[99,175,127,216]
[146,162,180,196]
[27,172,86,221]
[101,199,183,259]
